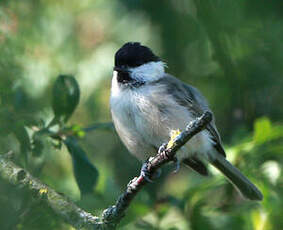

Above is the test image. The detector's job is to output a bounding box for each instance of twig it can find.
[48,122,114,139]
[0,112,212,229]
[83,122,114,132]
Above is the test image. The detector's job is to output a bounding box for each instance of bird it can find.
[110,42,263,201]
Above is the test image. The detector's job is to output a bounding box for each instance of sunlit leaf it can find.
[253,117,272,144]
[251,209,271,230]
[261,161,281,185]
[71,124,86,138]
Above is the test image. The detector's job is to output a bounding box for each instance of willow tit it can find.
[110,42,263,200]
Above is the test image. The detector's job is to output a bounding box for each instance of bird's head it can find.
[113,42,165,87]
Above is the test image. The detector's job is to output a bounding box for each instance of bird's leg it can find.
[172,157,181,173]
[141,158,153,183]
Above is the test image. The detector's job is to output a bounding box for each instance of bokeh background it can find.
[1,0,283,229]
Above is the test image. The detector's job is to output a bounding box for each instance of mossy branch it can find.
[0,153,101,230]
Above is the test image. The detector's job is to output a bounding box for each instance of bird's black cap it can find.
[115,42,160,68]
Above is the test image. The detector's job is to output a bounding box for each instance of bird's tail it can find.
[209,154,263,200]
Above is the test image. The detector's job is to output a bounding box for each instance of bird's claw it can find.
[158,143,167,155]
[141,160,154,183]
[158,142,180,173]
[141,158,162,183]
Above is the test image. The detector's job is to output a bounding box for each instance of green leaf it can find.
[71,124,86,138]
[51,75,80,123]
[64,137,98,196]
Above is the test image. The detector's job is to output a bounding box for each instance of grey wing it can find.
[157,74,226,157]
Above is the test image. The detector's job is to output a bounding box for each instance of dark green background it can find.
[0,0,282,229]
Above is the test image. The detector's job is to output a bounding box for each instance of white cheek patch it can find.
[129,61,165,82]
[113,70,118,78]
[111,71,120,97]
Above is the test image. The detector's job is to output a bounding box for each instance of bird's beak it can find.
[113,66,130,73]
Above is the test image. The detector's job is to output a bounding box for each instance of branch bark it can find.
[0,153,101,230]
[0,111,212,229]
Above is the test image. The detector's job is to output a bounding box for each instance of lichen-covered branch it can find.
[0,111,212,230]
[0,153,101,230]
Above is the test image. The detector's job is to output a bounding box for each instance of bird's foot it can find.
[158,143,167,155]
[158,142,180,173]
[141,158,161,182]
[158,142,172,162]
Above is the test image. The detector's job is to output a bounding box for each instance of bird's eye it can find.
[117,71,132,83]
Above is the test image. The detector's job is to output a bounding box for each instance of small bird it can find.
[110,42,263,200]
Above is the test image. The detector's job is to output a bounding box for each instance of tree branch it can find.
[101,111,212,227]
[0,153,102,230]
[0,111,212,229]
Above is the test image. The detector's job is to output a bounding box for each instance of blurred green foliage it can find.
[0,0,283,229]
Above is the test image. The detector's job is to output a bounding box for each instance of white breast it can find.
[110,73,215,162]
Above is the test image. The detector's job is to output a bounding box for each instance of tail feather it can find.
[210,155,263,200]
